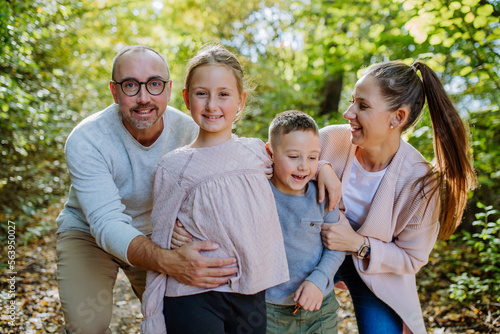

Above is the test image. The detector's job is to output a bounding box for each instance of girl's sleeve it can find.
[141,162,186,334]
[243,137,273,175]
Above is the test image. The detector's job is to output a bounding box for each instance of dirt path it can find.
[2,227,480,333]
[110,269,359,333]
[1,228,358,333]
[110,270,143,333]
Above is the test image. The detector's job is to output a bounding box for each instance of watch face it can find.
[364,246,371,257]
[358,245,370,258]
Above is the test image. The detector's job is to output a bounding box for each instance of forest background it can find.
[1,0,499,332]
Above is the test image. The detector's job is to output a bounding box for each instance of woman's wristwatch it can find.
[356,237,371,259]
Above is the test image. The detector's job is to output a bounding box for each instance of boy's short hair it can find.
[269,110,319,147]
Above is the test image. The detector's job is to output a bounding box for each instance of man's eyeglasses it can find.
[112,78,170,96]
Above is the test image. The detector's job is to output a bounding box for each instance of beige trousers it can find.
[56,230,146,334]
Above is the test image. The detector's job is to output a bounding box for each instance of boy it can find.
[265,110,345,333]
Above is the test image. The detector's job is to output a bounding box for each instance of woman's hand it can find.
[317,164,341,211]
[321,212,364,252]
[171,221,193,249]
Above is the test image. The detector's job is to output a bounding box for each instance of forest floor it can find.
[1,206,498,333]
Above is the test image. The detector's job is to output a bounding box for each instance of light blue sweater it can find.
[56,104,198,264]
[266,180,345,305]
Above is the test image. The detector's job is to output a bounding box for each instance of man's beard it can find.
[122,104,160,129]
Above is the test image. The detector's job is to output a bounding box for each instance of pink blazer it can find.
[320,125,440,334]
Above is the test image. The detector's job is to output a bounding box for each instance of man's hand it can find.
[317,164,341,211]
[293,281,324,311]
[127,235,237,289]
[164,241,238,288]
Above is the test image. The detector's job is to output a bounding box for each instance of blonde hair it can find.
[184,44,247,118]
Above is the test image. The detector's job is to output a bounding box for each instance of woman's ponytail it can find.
[413,61,477,239]
[366,60,476,239]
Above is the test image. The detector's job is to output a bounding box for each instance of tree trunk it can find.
[319,72,343,116]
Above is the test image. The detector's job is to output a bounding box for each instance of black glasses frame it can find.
[112,78,170,96]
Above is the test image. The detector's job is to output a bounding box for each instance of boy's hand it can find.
[293,281,324,311]
[171,221,193,249]
[317,164,341,211]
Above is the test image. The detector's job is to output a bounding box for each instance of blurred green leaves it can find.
[1,0,498,240]
[0,0,80,232]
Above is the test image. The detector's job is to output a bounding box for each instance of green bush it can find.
[0,1,86,239]
[447,203,500,303]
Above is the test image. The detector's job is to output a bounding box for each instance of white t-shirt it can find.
[344,157,387,230]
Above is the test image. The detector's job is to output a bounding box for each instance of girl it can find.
[319,61,476,333]
[140,45,289,334]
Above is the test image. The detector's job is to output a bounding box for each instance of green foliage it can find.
[237,0,430,133]
[405,0,500,107]
[1,0,499,247]
[447,204,500,302]
[1,2,498,331]
[469,108,500,211]
[0,0,81,234]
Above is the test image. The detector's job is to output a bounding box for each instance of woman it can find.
[319,61,476,333]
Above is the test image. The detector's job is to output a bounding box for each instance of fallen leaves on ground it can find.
[1,225,498,333]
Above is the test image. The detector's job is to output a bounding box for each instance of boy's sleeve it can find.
[305,206,345,295]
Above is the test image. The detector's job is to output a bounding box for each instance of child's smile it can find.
[268,130,321,196]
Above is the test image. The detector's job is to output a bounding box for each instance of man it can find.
[56,45,237,334]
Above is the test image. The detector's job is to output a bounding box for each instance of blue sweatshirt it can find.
[266,180,345,305]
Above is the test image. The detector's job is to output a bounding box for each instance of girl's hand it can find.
[293,281,323,311]
[317,164,341,211]
[171,221,193,249]
[264,164,273,179]
[321,212,364,252]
